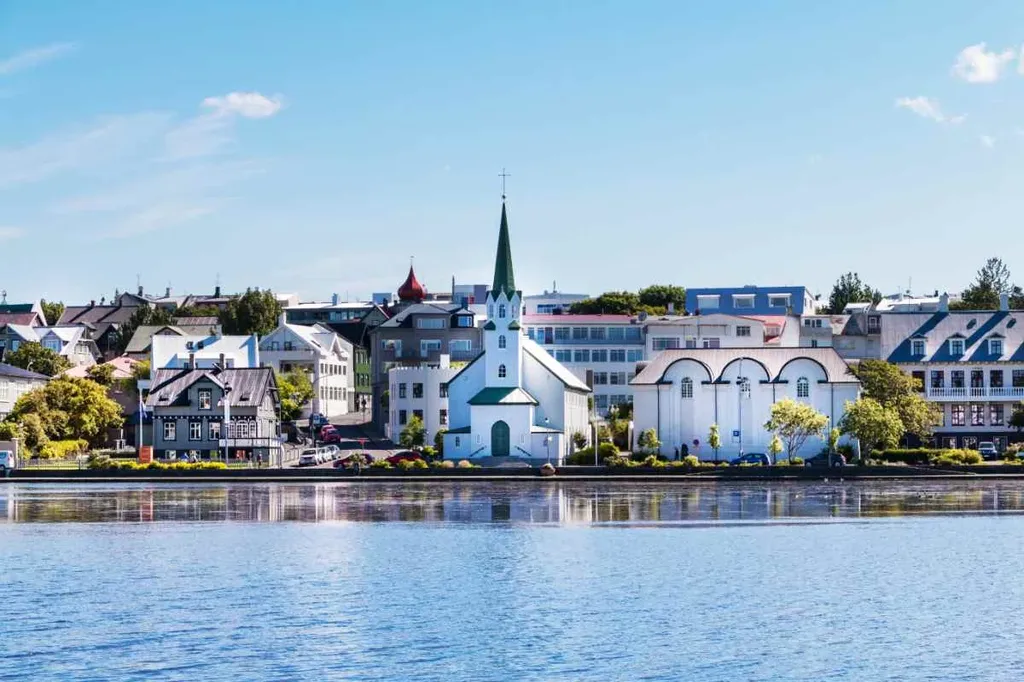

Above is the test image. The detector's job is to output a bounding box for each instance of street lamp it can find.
[544,417,551,465]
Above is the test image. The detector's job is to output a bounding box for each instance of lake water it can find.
[3,481,1024,681]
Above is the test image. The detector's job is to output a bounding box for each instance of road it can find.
[287,410,401,469]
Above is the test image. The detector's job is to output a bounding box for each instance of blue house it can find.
[685,286,815,316]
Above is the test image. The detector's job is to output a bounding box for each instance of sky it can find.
[3,1,1024,305]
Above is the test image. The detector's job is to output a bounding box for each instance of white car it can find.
[324,445,340,460]
[298,450,319,467]
[0,450,15,471]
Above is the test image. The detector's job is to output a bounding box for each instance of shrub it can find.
[932,449,983,466]
[640,455,666,468]
[565,448,593,465]
[605,455,638,468]
[457,460,476,469]
[432,460,455,469]
[682,455,700,468]
[369,459,393,469]
[37,439,88,460]
[872,449,940,465]
[421,446,438,460]
[397,458,429,471]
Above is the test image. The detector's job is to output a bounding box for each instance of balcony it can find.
[926,387,1024,401]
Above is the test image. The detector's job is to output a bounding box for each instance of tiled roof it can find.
[0,312,42,326]
[146,367,276,408]
[468,387,539,406]
[632,347,858,385]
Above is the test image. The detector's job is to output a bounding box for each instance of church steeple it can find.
[490,202,517,298]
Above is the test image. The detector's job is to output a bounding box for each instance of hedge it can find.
[872,448,983,466]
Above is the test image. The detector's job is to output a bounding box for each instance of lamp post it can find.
[544,417,550,464]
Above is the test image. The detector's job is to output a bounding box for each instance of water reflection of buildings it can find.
[4,483,1024,524]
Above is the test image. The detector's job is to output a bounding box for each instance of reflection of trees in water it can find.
[6,482,1024,524]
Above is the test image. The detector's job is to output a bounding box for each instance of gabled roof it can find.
[376,303,469,328]
[64,354,140,379]
[146,367,277,408]
[0,363,50,381]
[468,387,539,405]
[632,347,858,385]
[0,312,43,327]
[522,338,591,391]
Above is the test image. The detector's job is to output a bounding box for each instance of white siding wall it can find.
[387,366,457,443]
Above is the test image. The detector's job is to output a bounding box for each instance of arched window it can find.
[498,335,506,349]
[681,377,693,399]
[797,377,809,398]
[738,376,751,398]
[498,364,507,378]
[488,304,494,318]
[499,304,506,319]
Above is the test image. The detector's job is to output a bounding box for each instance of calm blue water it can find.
[3,481,1024,681]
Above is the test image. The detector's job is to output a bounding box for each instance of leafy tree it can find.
[827,427,841,453]
[40,299,65,326]
[434,429,446,456]
[638,285,686,312]
[851,359,941,440]
[952,257,1013,310]
[275,368,314,422]
[399,415,426,449]
[174,305,222,318]
[825,272,881,314]
[0,420,21,442]
[17,413,47,451]
[839,398,904,455]
[708,423,722,461]
[638,428,661,455]
[4,342,72,377]
[131,359,151,382]
[8,376,123,447]
[763,398,829,461]
[219,288,282,337]
[85,363,115,386]
[111,305,174,355]
[767,434,784,463]
[1010,403,1024,433]
[571,431,588,450]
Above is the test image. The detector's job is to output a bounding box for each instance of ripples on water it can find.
[2,481,1024,681]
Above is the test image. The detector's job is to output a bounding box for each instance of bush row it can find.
[367,459,479,470]
[871,449,983,466]
[564,443,619,465]
[88,459,228,471]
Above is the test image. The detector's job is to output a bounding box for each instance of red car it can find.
[319,426,341,444]
[386,451,423,466]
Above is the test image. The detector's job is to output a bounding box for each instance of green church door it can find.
[491,421,510,457]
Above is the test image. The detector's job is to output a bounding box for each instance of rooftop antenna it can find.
[499,167,510,201]
[0,290,6,304]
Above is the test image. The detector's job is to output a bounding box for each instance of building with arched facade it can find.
[631,347,860,460]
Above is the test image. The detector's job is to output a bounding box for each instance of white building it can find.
[0,363,49,418]
[387,359,458,443]
[260,317,353,418]
[644,313,799,355]
[523,290,589,315]
[443,201,591,464]
[523,314,644,415]
[150,334,260,378]
[4,325,100,368]
[631,347,860,460]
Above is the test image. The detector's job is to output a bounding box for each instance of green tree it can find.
[434,429,447,456]
[638,285,686,313]
[638,428,661,455]
[569,291,647,315]
[131,359,151,382]
[825,272,881,314]
[219,288,282,337]
[767,434,784,463]
[839,397,905,456]
[174,305,222,318]
[17,413,48,452]
[827,427,841,453]
[851,359,941,440]
[4,342,72,377]
[85,363,115,386]
[0,420,21,442]
[763,398,829,461]
[111,305,174,355]
[571,431,587,451]
[275,368,314,422]
[8,376,123,447]
[708,423,722,461]
[40,299,65,326]
[952,257,1013,310]
[1010,403,1024,432]
[399,415,426,450]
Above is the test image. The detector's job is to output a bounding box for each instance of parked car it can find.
[386,451,424,466]
[323,444,340,460]
[730,453,770,467]
[335,453,373,469]
[978,442,999,461]
[804,452,846,467]
[310,413,329,429]
[320,426,341,444]
[0,450,15,471]
[298,449,320,467]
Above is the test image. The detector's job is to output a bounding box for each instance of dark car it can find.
[310,413,330,428]
[730,453,770,467]
[334,453,373,469]
[804,452,846,467]
[386,451,424,466]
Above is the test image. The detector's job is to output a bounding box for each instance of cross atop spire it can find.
[499,168,510,201]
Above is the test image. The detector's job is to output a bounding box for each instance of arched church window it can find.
[681,377,693,399]
[498,364,507,378]
[499,304,507,319]
[498,335,507,349]
[738,376,751,398]
[797,377,809,398]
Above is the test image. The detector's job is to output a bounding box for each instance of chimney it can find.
[188,352,195,369]
[667,302,675,314]
[219,353,225,370]
[138,285,144,297]
[279,311,287,327]
[939,292,949,312]
[1000,293,1009,312]
[89,300,95,307]
[331,293,340,306]
[165,286,171,298]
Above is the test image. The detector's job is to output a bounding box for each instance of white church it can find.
[443,201,591,463]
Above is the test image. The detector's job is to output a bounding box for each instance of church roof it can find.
[522,338,592,392]
[490,202,518,298]
[468,387,539,406]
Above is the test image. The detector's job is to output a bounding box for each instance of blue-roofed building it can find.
[686,286,817,317]
[880,294,1024,452]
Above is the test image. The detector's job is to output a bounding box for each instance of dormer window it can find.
[733,295,755,309]
[950,338,965,356]
[990,338,1004,355]
[911,339,926,356]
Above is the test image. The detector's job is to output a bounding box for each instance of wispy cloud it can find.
[952,43,1016,83]
[104,202,221,238]
[0,226,24,241]
[202,92,283,119]
[0,43,76,76]
[895,96,964,124]
[980,134,996,148]
[164,91,283,160]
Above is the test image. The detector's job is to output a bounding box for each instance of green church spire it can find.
[490,201,517,298]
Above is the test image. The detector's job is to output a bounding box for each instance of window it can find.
[456,316,473,328]
[455,436,461,448]
[803,318,823,328]
[487,304,494,318]
[498,304,506,318]
[970,370,984,389]
[627,349,643,362]
[950,338,965,356]
[652,337,680,351]
[399,410,407,425]
[991,370,1004,388]
[593,372,608,385]
[555,350,572,362]
[399,383,407,399]
[420,339,441,357]
[951,371,964,389]
[44,338,61,352]
[930,371,944,389]
[574,349,590,363]
[163,421,176,440]
[733,295,755,309]
[572,327,588,340]
[413,409,423,421]
[439,409,448,425]
[609,372,627,385]
[681,378,693,398]
[198,388,212,410]
[591,349,608,362]
[413,383,423,399]
[702,338,720,349]
[208,421,221,440]
[283,341,294,351]
[439,383,448,398]
[1014,370,1024,388]
[416,318,446,329]
[189,422,202,441]
[696,295,719,310]
[796,377,809,398]
[769,294,791,308]
[498,364,507,378]
[911,339,925,356]
[590,327,607,340]
[736,326,751,338]
[595,395,609,409]
[608,327,625,341]
[554,327,570,341]
[971,404,985,426]
[609,349,626,362]
[963,436,978,450]
[911,371,925,392]
[950,405,965,426]
[449,339,473,353]
[498,335,507,349]
[867,317,880,333]
[990,338,1004,355]
[0,380,7,400]
[991,404,1005,426]
[738,377,751,398]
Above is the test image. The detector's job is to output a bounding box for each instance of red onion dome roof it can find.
[398,265,426,302]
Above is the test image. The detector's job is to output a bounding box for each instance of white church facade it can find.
[631,347,861,460]
[443,201,591,463]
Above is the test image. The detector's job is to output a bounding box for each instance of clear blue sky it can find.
[3,1,1024,304]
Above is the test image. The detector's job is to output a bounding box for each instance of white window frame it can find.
[796,377,810,398]
[198,388,212,410]
[911,339,925,356]
[498,364,507,379]
[736,325,751,338]
[990,338,1004,355]
[696,295,719,310]
[768,294,791,308]
[498,335,506,349]
[208,421,222,441]
[189,421,203,441]
[163,421,176,441]
[950,338,965,355]
[732,295,755,310]
[681,377,693,399]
